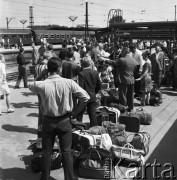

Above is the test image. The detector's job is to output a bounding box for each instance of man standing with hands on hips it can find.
[29,57,90,180]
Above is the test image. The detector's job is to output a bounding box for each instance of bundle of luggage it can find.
[72,123,151,179]
[70,104,152,179]
[29,103,152,179]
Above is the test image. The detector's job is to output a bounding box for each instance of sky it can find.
[0,0,176,29]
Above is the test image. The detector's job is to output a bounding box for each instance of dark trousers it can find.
[153,70,163,89]
[41,115,74,180]
[119,83,134,111]
[77,101,97,127]
[134,65,141,97]
[15,65,28,87]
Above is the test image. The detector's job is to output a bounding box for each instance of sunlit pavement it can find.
[0,79,177,180]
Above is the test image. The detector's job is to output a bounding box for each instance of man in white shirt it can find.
[130,44,145,98]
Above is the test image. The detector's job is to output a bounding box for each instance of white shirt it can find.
[131,49,145,72]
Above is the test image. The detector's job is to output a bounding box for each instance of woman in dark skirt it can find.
[135,50,152,106]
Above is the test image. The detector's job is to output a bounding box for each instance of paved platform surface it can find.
[0,79,177,180]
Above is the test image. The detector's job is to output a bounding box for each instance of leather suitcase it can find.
[96,106,120,125]
[100,90,110,106]
[72,130,98,151]
[119,112,140,133]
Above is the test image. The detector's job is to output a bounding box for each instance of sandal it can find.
[7,109,15,113]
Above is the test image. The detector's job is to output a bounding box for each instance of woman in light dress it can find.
[0,54,15,115]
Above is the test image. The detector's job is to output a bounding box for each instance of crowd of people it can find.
[0,35,177,180]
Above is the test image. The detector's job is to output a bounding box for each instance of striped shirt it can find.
[35,64,48,80]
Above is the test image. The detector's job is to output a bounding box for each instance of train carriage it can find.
[0,29,32,48]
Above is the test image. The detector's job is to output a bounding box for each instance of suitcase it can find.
[107,88,119,104]
[72,130,100,151]
[100,90,110,106]
[135,108,152,125]
[119,112,140,133]
[96,106,120,126]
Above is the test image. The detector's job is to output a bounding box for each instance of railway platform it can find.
[0,79,177,180]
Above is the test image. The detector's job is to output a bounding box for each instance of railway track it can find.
[6,70,31,82]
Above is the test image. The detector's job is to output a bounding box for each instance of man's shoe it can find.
[14,86,20,88]
[24,85,29,88]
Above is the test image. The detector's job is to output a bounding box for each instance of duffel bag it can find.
[78,147,113,179]
[102,121,127,147]
[135,107,152,125]
[128,132,150,156]
[111,143,145,166]
[88,126,107,135]
[31,151,62,173]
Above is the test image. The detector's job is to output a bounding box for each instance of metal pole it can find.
[175,5,176,21]
[6,17,12,29]
[85,1,88,40]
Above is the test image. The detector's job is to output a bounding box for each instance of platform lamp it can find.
[68,16,78,36]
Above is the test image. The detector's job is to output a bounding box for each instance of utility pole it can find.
[20,19,27,29]
[85,1,89,41]
[6,17,13,29]
[68,16,78,35]
[175,5,176,21]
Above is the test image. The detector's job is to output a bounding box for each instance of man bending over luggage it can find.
[29,57,90,180]
[77,56,101,127]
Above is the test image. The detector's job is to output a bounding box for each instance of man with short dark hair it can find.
[77,57,101,127]
[15,48,32,88]
[29,57,90,180]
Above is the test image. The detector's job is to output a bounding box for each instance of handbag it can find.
[111,143,145,166]
[78,147,113,179]
[129,132,151,156]
[135,107,152,125]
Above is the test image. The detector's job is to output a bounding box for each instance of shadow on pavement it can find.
[27,113,38,117]
[11,102,38,109]
[133,119,177,179]
[2,124,37,134]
